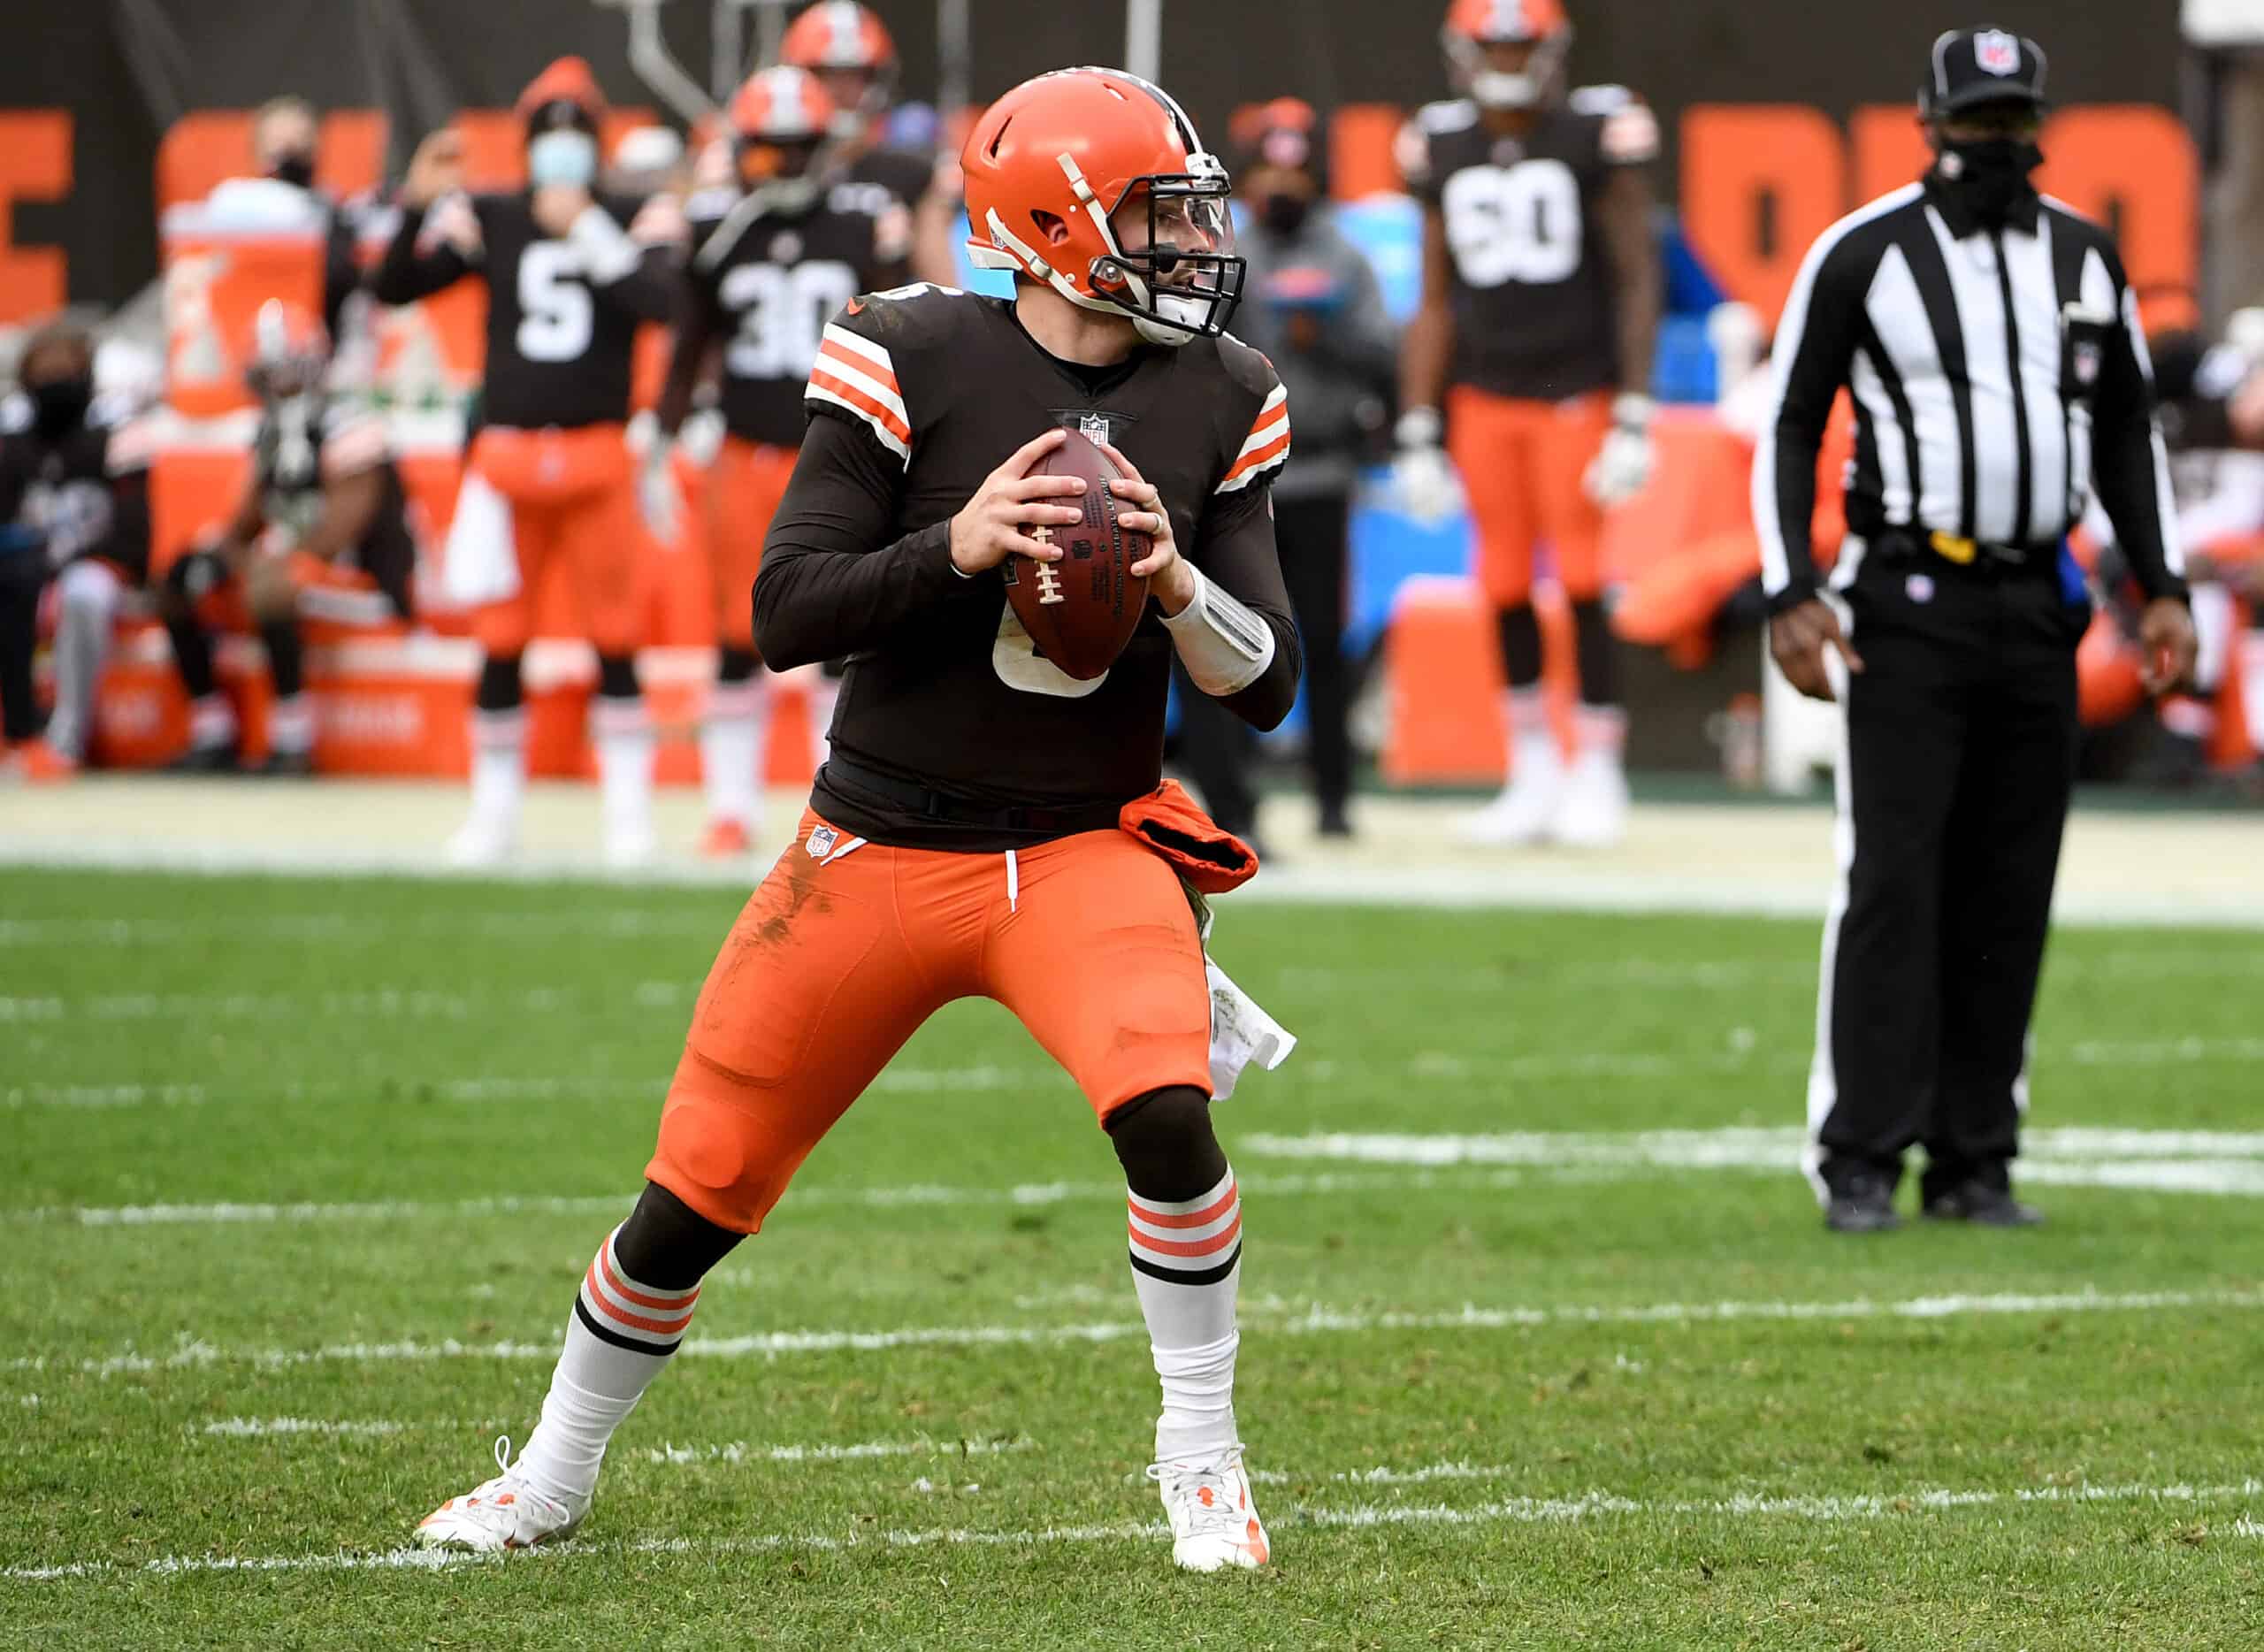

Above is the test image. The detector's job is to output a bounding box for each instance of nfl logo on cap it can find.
[1975,29,2021,76]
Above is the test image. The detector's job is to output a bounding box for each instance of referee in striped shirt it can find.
[1755,27,2197,1234]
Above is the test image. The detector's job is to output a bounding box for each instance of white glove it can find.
[1583,394,1656,507]
[1391,407,1464,527]
[638,438,681,545]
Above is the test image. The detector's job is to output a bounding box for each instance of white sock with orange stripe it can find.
[512,1224,700,1506]
[1127,1168,1243,1463]
[700,677,764,830]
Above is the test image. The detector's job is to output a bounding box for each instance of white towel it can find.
[1206,958,1295,1102]
[441,470,522,607]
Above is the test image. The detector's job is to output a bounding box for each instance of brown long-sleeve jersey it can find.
[752,285,1299,850]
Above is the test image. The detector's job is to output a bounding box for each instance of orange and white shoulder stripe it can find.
[1215,383,1290,494]
[807,323,912,465]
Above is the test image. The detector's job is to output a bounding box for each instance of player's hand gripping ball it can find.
[965,426,1153,680]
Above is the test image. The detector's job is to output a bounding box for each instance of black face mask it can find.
[27,376,92,441]
[1258,193,1311,238]
[270,152,317,190]
[1936,136,2043,225]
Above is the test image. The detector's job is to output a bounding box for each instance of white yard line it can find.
[188,1420,1022,1461]
[12,1287,2260,1380]
[0,910,723,947]
[6,837,2264,929]
[15,1031,2264,1115]
[1239,1124,2264,1184]
[2,1065,1060,1111]
[639,1438,1033,1465]
[0,982,688,1024]
[3,1169,1526,1229]
[20,1120,2264,1229]
[8,1475,2259,1582]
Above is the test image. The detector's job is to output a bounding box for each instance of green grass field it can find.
[4,866,2262,1648]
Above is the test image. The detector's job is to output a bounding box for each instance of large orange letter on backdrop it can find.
[0,111,73,324]
[1680,105,1844,330]
[2039,107,2199,332]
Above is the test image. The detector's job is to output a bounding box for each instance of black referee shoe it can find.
[1923,1181,2044,1227]
[1824,1174,1901,1234]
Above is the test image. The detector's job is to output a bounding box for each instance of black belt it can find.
[822,757,1127,837]
[1874,528,2059,575]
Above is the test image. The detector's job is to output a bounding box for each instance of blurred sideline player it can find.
[0,321,152,782]
[654,65,910,855]
[416,65,1297,1574]
[160,301,416,776]
[779,0,960,287]
[1398,0,1662,845]
[371,57,685,865]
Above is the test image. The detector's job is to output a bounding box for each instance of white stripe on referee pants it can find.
[1801,592,1859,1208]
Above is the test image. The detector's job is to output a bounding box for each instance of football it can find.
[1000,426,1151,680]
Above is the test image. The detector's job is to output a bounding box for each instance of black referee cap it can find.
[1920,27,2049,119]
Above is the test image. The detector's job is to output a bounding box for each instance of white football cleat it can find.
[415,1435,585,1553]
[446,813,518,868]
[1459,734,1564,846]
[1553,746,1630,849]
[1148,1446,1271,1572]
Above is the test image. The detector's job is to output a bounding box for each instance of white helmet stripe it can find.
[828,1,861,62]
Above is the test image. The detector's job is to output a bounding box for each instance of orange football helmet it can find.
[242,299,329,400]
[779,1,899,138]
[960,67,1243,347]
[516,56,608,130]
[727,65,839,210]
[1442,0,1572,110]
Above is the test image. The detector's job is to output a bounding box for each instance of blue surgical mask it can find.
[527,129,598,188]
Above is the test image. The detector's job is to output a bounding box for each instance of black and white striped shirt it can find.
[1755,178,2185,608]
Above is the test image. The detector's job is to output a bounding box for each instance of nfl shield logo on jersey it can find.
[2073,340,2102,387]
[1079,412,1112,447]
[807,824,839,860]
[1975,30,2021,76]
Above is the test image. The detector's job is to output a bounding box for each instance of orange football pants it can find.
[703,436,798,652]
[467,423,649,655]
[1447,386,1613,606]
[646,810,1214,1234]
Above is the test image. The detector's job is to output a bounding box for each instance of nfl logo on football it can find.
[1975,29,2021,75]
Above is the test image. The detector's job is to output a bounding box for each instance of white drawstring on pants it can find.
[1005,849,1020,914]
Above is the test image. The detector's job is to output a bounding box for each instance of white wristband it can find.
[1161,565,1276,696]
[1395,406,1443,449]
[1610,392,1657,430]
[569,204,642,285]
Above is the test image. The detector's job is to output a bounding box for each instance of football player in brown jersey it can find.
[654,65,910,856]
[371,57,685,866]
[1399,0,1663,847]
[159,301,417,776]
[415,65,1295,1576]
[779,0,960,287]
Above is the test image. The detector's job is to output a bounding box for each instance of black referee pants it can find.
[1809,545,2085,1203]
